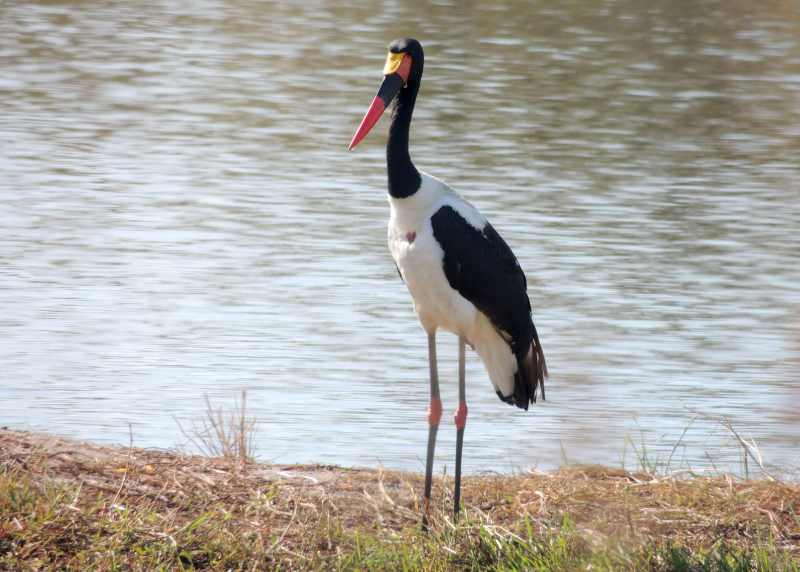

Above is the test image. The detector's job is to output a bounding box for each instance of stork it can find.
[348,38,547,525]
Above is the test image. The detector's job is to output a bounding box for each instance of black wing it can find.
[431,205,546,408]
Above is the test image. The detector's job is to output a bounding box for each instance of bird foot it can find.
[421,496,432,531]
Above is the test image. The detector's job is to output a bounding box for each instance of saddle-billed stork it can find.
[349,38,547,525]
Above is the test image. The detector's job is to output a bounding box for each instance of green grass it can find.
[321,514,798,572]
[1,465,798,571]
[2,423,799,571]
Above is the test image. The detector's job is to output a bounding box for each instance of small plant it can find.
[176,389,256,471]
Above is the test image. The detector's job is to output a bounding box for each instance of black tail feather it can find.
[504,327,547,411]
[532,324,547,400]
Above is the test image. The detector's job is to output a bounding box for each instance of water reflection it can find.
[1,0,798,476]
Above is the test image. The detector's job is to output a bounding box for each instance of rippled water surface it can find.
[2,0,799,476]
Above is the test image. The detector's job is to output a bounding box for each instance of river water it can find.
[2,0,799,477]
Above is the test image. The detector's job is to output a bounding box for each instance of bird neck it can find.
[387,78,421,199]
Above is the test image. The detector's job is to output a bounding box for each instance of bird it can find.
[348,38,547,526]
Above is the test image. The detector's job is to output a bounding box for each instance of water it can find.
[2,0,799,477]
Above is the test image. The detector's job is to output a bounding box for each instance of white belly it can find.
[385,173,520,398]
[388,219,477,336]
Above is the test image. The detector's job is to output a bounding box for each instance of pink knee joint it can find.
[454,400,468,429]
[428,397,442,426]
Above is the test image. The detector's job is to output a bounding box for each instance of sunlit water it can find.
[2,0,799,477]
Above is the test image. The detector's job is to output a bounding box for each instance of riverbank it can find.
[1,428,798,570]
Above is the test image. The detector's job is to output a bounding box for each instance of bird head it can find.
[348,38,424,150]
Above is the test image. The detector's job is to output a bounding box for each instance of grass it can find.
[175,390,256,472]
[1,426,798,571]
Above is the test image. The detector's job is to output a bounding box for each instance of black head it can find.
[388,38,424,82]
[348,38,425,150]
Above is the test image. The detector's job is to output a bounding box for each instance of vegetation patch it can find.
[1,428,798,570]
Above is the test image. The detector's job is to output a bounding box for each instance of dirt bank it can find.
[1,428,798,570]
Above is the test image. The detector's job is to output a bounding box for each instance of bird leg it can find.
[422,331,441,530]
[453,336,468,521]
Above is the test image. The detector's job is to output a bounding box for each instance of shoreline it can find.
[2,428,799,570]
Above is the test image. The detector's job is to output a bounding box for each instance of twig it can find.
[666,416,696,472]
[266,500,298,555]
[721,418,775,482]
[110,424,135,511]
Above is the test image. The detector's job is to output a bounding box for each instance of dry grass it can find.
[175,390,256,472]
[1,428,798,570]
